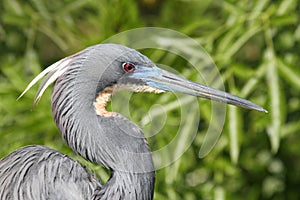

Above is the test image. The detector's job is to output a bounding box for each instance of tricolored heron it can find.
[0,44,266,199]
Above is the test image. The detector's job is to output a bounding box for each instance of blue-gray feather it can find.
[0,145,99,200]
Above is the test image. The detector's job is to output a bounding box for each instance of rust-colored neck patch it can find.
[94,84,165,117]
[94,86,115,117]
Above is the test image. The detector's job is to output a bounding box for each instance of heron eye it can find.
[122,63,135,73]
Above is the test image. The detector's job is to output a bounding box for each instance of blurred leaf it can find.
[277,58,300,90]
[265,47,281,153]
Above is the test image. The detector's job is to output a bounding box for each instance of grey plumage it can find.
[0,145,98,200]
[0,43,266,200]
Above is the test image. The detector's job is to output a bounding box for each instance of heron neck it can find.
[51,62,155,198]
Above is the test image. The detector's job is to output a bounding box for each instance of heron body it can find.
[0,44,266,199]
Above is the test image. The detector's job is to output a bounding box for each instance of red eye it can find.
[122,63,135,73]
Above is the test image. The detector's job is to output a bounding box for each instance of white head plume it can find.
[18,49,88,105]
[18,55,74,105]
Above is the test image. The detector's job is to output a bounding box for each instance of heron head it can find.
[99,44,267,113]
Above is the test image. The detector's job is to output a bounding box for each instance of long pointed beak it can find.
[134,67,267,113]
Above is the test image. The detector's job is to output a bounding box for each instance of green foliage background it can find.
[0,0,299,199]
